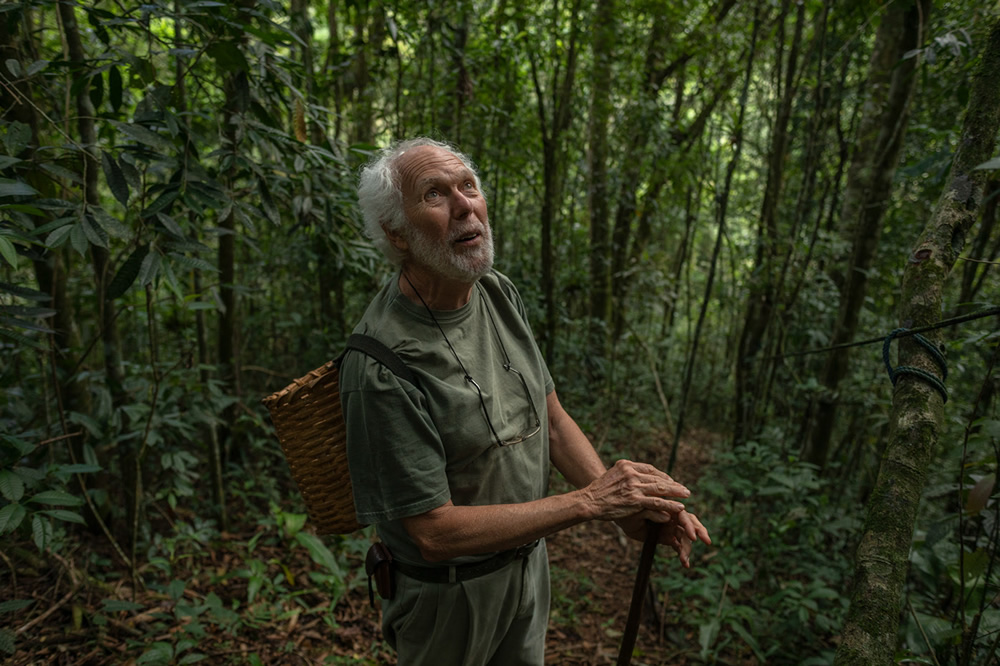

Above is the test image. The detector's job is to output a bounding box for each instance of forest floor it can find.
[3,430,720,666]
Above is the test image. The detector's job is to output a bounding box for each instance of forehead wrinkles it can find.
[395,147,471,196]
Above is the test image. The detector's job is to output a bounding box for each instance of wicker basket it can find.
[262,359,363,535]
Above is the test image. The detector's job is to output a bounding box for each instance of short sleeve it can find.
[340,351,451,524]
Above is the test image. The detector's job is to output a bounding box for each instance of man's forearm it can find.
[402,493,596,562]
[547,389,607,488]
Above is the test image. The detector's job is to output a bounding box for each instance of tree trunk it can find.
[586,0,615,364]
[531,0,581,365]
[807,0,930,468]
[670,2,761,473]
[835,17,1000,665]
[733,0,804,446]
[56,0,134,544]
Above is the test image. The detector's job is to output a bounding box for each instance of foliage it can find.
[655,442,858,664]
[0,0,998,663]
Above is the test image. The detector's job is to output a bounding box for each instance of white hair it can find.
[357,138,483,265]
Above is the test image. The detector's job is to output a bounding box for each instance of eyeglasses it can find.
[465,362,541,447]
[402,272,542,448]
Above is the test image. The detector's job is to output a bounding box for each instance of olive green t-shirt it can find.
[340,270,554,566]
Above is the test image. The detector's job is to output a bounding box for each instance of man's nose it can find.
[451,189,473,218]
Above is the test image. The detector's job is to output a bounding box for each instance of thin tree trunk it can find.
[670,2,761,473]
[835,17,1000,665]
[807,0,930,467]
[587,0,615,363]
[733,0,804,446]
[56,0,135,547]
[531,0,580,365]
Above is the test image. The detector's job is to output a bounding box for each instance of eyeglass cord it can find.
[400,271,526,446]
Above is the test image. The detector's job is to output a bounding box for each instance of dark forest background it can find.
[1,0,999,663]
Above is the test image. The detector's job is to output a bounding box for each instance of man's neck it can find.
[398,267,476,311]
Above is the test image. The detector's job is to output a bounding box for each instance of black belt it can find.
[395,541,539,584]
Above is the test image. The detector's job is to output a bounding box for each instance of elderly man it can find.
[341,138,710,665]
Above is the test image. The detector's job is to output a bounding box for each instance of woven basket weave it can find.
[261,359,363,535]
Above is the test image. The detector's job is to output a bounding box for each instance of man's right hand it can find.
[579,459,690,521]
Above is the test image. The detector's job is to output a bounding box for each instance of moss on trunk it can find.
[835,16,1000,666]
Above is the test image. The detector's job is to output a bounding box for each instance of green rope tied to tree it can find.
[882,328,948,403]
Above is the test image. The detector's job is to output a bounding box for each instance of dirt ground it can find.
[3,432,717,665]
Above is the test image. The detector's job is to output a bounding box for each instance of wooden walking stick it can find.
[617,521,663,666]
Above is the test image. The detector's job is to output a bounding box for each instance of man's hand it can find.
[580,459,690,521]
[615,510,711,568]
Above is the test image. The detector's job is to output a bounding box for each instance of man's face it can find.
[393,145,493,283]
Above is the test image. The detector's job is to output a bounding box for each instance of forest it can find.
[1,0,999,663]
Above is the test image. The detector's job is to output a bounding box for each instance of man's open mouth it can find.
[455,232,480,244]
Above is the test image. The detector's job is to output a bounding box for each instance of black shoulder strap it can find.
[342,333,417,386]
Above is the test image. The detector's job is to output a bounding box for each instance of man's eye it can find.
[425,190,439,200]
[464,181,475,190]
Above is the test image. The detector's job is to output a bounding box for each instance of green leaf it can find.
[32,514,52,552]
[39,509,85,525]
[144,188,179,217]
[0,315,54,334]
[111,121,173,153]
[0,503,26,533]
[38,162,83,184]
[0,236,16,268]
[107,245,149,300]
[91,206,129,239]
[1,121,30,155]
[157,213,184,238]
[0,281,48,301]
[138,642,174,665]
[28,490,84,506]
[169,253,219,274]
[82,214,109,248]
[0,326,45,350]
[0,179,38,197]
[0,434,34,457]
[0,599,35,614]
[101,152,130,207]
[57,463,102,474]
[0,156,21,169]
[137,249,161,286]
[295,532,343,577]
[973,156,1000,171]
[44,224,73,249]
[0,470,24,501]
[69,223,88,256]
[26,59,48,76]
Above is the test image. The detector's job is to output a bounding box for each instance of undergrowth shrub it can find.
[656,441,859,664]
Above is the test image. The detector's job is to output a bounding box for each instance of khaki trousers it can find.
[381,540,550,665]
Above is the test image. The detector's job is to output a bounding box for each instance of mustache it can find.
[449,222,491,243]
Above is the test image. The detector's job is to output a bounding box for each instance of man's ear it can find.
[382,223,409,252]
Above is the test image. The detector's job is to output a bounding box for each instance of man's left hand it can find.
[615,510,711,568]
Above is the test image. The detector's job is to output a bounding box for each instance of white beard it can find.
[405,221,495,282]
